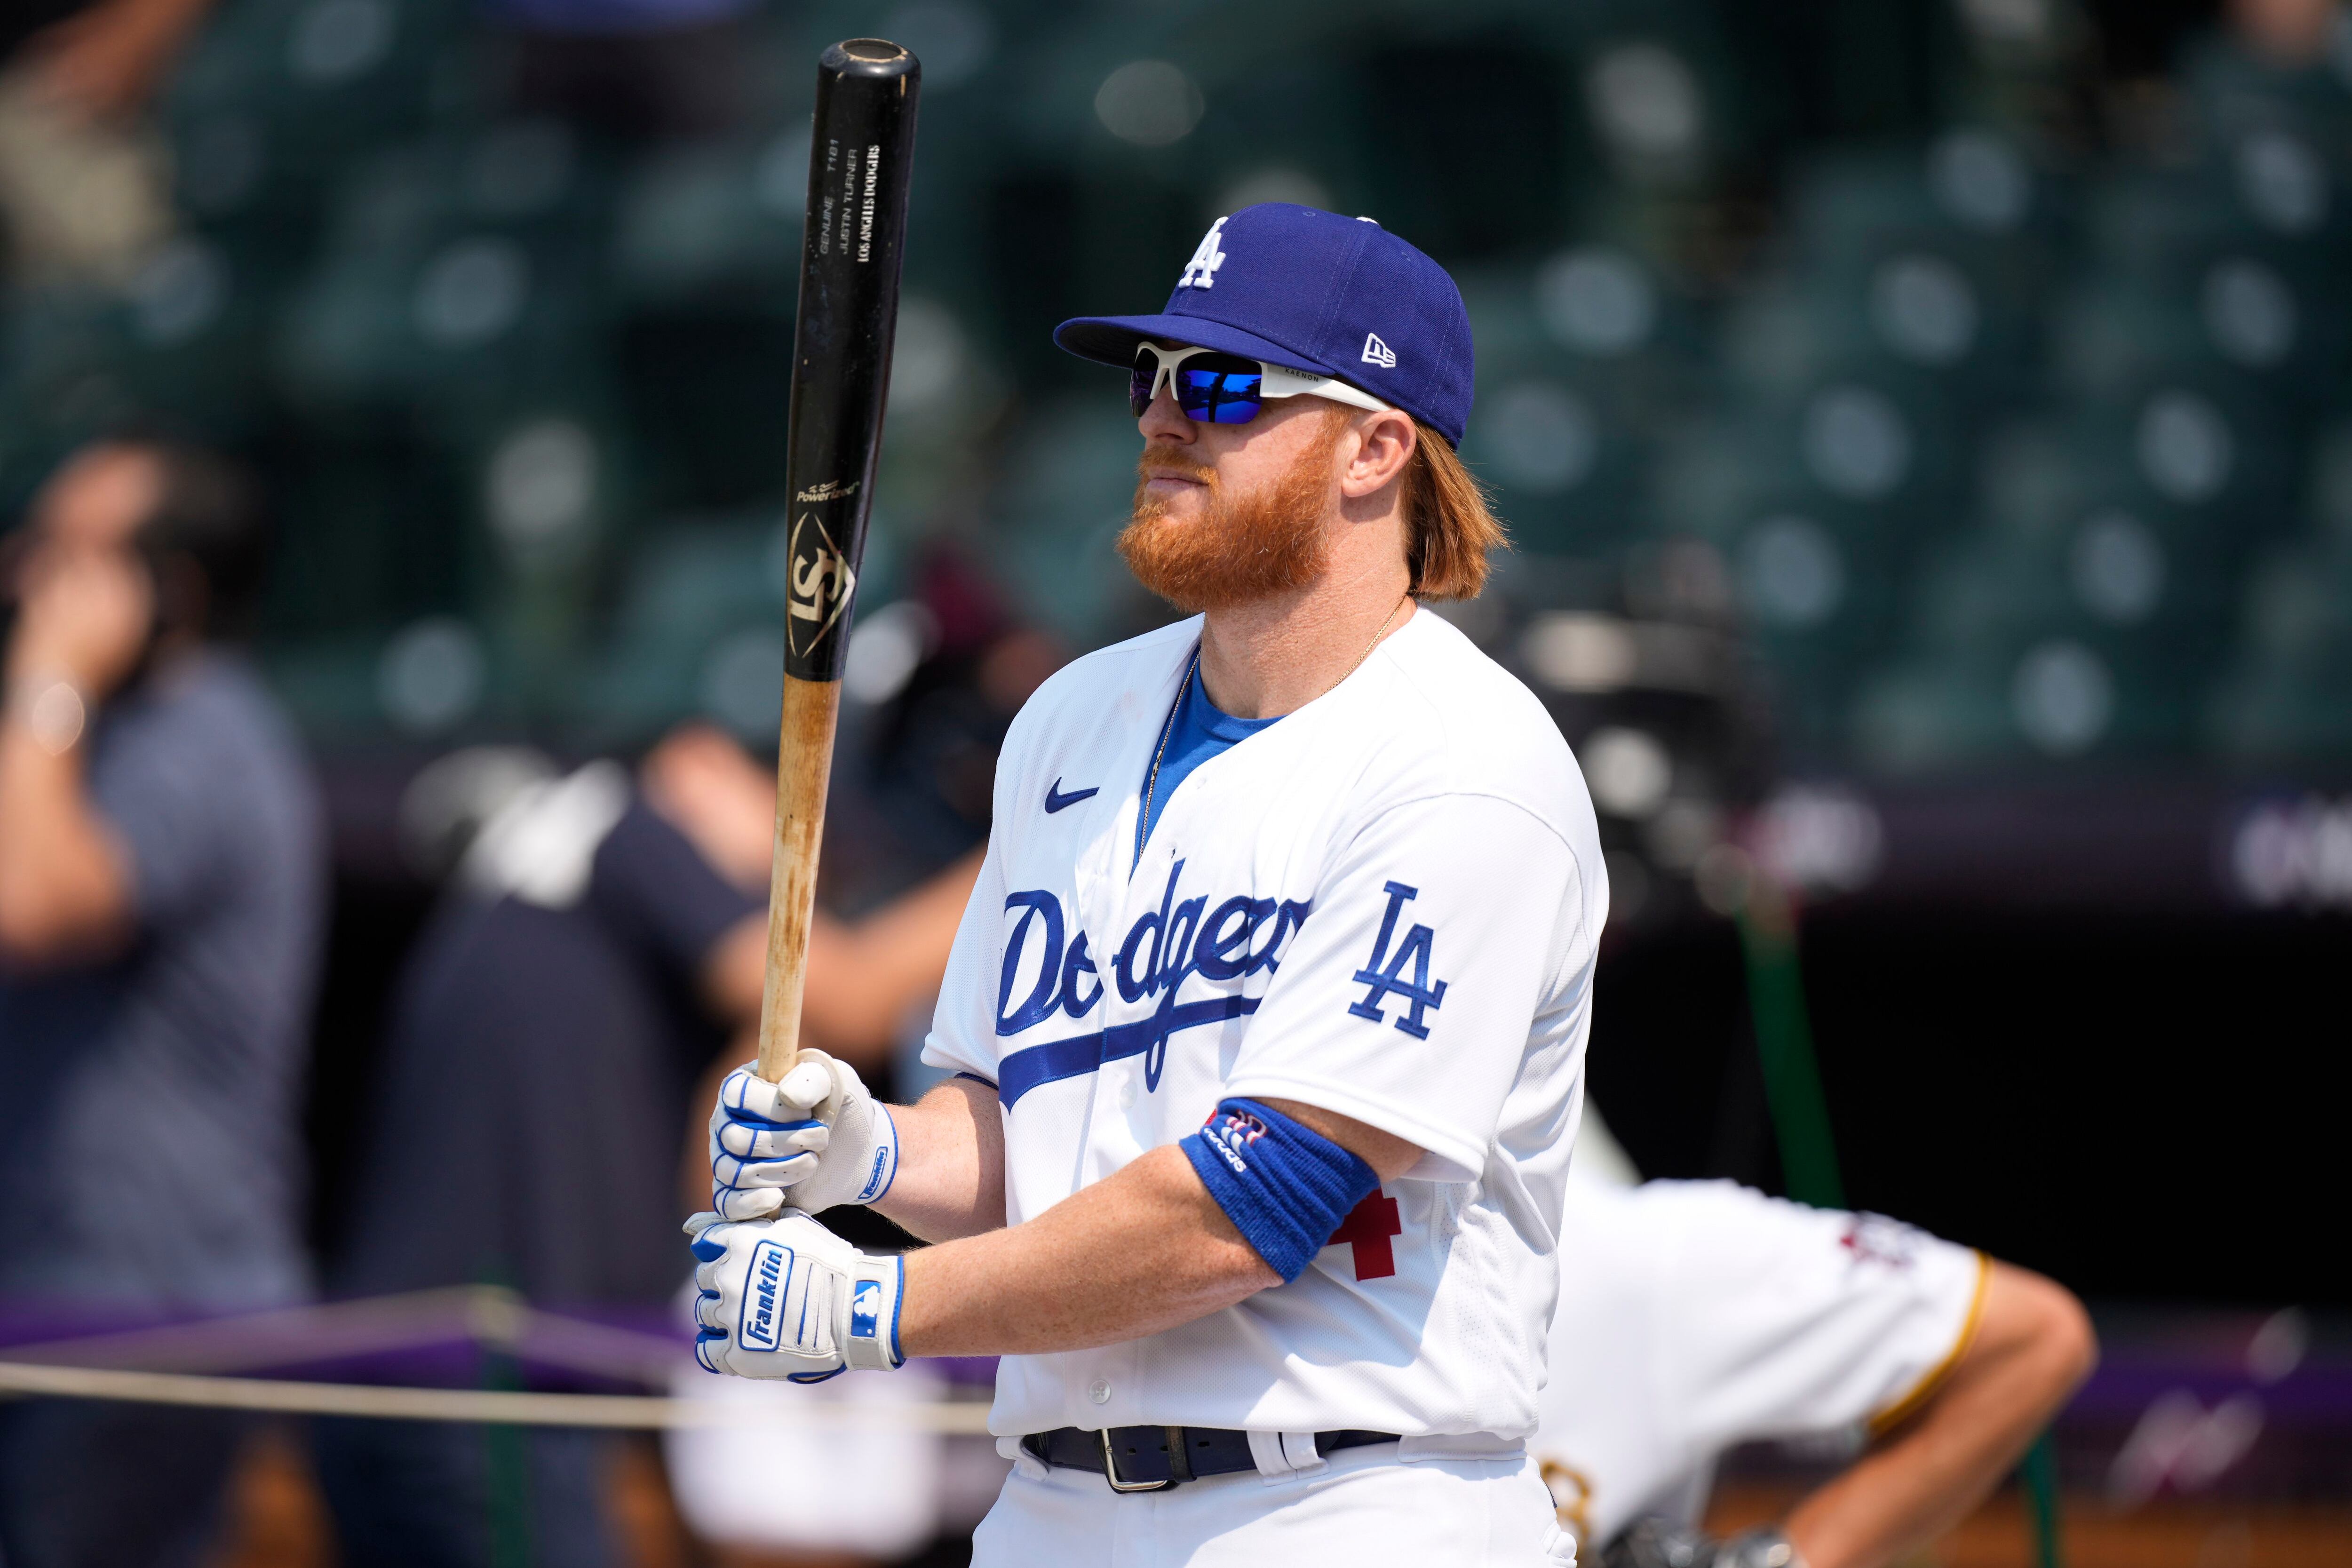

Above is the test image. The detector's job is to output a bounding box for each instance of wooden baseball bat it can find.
[757,40,921,1084]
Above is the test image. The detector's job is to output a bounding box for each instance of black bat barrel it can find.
[780,40,921,683]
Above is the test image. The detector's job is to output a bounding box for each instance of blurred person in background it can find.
[316,720,977,1568]
[483,0,763,145]
[821,551,1073,995]
[1537,1122,2096,1568]
[2225,0,2344,65]
[0,0,214,289]
[0,437,324,1568]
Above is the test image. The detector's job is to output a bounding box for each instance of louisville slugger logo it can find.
[786,509,857,656]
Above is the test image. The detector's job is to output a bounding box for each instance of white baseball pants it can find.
[970,1441,1579,1568]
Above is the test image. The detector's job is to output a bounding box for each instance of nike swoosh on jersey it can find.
[1043,779,1099,814]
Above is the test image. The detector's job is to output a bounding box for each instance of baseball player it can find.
[1537,1129,2096,1568]
[680,203,1605,1566]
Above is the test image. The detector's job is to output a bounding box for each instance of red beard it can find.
[1117,413,1343,612]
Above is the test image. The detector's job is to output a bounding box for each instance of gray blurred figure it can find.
[0,0,215,289]
[0,439,325,1568]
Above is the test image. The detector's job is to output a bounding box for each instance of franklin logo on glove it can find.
[687,1210,906,1381]
[743,1240,789,1352]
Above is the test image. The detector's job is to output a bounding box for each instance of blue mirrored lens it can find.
[1129,364,1157,417]
[1175,368,1263,424]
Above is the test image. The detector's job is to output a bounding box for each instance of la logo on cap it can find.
[1177,217,1228,289]
[1362,332,1397,368]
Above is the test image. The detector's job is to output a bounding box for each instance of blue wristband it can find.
[1181,1098,1380,1283]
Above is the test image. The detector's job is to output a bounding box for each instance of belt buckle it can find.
[1099,1427,1176,1493]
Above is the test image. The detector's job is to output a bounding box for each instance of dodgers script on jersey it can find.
[922,609,1606,1443]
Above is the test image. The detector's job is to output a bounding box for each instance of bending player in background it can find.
[681,204,1605,1568]
[1539,1119,2096,1568]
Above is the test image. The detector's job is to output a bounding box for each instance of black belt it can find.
[1022,1425,1398,1491]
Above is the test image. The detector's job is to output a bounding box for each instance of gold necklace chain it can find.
[1141,594,1410,845]
[1140,648,1198,848]
[1339,592,1412,688]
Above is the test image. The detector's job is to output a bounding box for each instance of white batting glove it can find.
[684,1210,905,1381]
[708,1051,900,1220]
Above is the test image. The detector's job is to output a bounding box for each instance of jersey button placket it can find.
[1086,1339,1142,1427]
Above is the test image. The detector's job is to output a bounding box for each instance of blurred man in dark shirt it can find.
[344,753,761,1311]
[315,558,1054,1566]
[318,723,977,1568]
[0,438,325,1568]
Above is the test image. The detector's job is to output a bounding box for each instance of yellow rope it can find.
[0,1360,996,1433]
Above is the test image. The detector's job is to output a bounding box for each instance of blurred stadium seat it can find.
[0,0,2344,771]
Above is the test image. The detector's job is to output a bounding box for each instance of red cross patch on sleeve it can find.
[1328,1190,1402,1280]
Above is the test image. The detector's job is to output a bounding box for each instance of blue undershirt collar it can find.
[1135,653,1279,866]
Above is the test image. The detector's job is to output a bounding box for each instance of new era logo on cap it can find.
[1052,203,1477,446]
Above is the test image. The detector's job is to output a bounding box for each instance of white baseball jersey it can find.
[922,608,1606,1442]
[1534,1170,1990,1547]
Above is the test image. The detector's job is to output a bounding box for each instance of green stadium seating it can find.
[9,0,2351,771]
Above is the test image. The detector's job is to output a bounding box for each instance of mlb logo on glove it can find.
[851,1278,884,1343]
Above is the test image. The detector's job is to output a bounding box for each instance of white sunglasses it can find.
[1130,342,1395,423]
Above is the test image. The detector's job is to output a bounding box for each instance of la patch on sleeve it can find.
[1346,880,1448,1039]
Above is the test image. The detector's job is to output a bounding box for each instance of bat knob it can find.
[827,39,919,79]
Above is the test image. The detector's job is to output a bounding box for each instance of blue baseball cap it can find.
[1054,204,1476,447]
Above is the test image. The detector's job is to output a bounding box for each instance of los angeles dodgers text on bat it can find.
[858,144,881,261]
